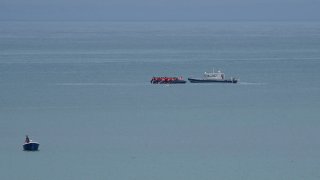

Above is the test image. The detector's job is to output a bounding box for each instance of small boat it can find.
[188,68,238,83]
[23,135,40,151]
[151,76,186,84]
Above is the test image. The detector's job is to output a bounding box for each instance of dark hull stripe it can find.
[188,78,237,83]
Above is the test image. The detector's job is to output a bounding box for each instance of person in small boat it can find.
[25,135,30,143]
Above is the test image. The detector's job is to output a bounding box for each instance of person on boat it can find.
[25,135,30,143]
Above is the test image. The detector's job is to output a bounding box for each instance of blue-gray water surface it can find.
[1,21,320,180]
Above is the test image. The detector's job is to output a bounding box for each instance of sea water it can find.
[1,21,320,180]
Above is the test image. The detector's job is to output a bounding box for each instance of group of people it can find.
[150,77,182,84]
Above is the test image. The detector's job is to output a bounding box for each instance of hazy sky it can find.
[1,0,319,21]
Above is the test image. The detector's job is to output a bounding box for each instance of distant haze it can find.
[1,0,320,21]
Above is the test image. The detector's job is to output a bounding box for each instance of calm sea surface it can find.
[1,21,320,180]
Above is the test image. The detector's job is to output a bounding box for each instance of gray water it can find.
[1,21,320,180]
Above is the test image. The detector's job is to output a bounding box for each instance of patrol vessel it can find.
[188,68,238,83]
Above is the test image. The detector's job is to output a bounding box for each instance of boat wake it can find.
[52,82,266,86]
[238,82,267,85]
